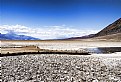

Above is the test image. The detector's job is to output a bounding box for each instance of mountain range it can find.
[0,18,121,40]
[0,32,40,40]
[66,18,121,41]
[95,18,121,36]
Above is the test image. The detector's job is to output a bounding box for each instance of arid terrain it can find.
[1,54,121,82]
[1,0,121,81]
[1,40,121,82]
[1,40,121,55]
[1,40,121,49]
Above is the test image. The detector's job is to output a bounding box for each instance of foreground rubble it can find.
[1,54,121,82]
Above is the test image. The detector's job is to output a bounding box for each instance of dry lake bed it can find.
[1,40,121,82]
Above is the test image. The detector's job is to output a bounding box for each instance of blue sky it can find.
[0,0,121,39]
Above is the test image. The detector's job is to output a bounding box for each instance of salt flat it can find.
[1,40,121,82]
[1,40,121,50]
[1,40,121,55]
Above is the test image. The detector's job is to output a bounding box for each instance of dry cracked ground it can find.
[1,54,121,82]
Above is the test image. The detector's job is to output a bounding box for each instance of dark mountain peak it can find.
[95,18,121,37]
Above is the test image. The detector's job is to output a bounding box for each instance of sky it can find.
[0,0,121,39]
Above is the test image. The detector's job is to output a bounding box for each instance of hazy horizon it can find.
[0,0,121,39]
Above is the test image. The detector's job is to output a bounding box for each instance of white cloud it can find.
[0,24,99,40]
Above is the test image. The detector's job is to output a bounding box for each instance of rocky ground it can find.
[1,54,121,82]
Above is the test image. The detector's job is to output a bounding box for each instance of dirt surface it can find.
[1,54,121,82]
[1,40,121,82]
[1,40,121,55]
[1,46,39,54]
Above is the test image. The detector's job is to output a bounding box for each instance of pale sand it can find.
[1,40,121,56]
[1,40,121,49]
[1,40,121,81]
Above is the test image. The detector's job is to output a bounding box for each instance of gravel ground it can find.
[1,54,121,82]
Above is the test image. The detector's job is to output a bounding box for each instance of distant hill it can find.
[92,18,121,41]
[95,18,121,37]
[65,34,95,40]
[64,18,121,41]
[1,18,120,41]
[0,33,40,40]
[93,33,121,41]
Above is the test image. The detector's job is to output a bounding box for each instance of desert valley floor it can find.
[0,40,121,82]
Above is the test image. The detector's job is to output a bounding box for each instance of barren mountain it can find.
[91,18,121,41]
[92,33,121,41]
[95,18,121,37]
[65,18,121,41]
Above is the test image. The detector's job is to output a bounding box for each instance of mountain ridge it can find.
[0,33,40,40]
[64,18,121,40]
[0,18,121,40]
[95,18,121,37]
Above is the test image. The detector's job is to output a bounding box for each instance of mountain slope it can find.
[65,18,121,41]
[92,33,121,41]
[91,18,121,41]
[64,34,95,40]
[95,18,121,37]
[0,33,40,40]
